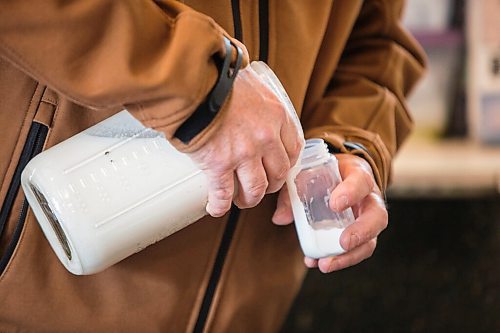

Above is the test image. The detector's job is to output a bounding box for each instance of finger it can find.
[262,144,290,194]
[234,159,268,209]
[318,238,377,273]
[206,170,235,217]
[329,156,375,212]
[272,186,294,225]
[339,192,388,251]
[304,257,318,268]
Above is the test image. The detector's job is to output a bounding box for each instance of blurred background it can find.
[282,1,500,332]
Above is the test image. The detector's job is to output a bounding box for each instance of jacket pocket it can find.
[0,121,49,275]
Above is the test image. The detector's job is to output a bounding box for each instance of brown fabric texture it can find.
[0,0,249,151]
[0,0,425,332]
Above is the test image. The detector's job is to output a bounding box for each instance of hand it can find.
[272,153,388,273]
[189,66,302,217]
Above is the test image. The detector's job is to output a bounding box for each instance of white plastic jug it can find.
[22,110,209,275]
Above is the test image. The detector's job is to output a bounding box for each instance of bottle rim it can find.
[300,139,331,168]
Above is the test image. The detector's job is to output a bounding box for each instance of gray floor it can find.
[282,197,500,333]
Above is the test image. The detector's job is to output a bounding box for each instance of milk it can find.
[22,111,208,275]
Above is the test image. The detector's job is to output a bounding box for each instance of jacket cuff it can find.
[171,36,248,153]
[305,126,392,192]
[173,36,243,145]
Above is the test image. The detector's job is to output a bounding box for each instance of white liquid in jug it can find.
[22,114,208,274]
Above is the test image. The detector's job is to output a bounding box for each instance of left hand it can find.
[272,153,388,273]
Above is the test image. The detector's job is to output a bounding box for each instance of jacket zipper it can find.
[193,1,270,332]
[193,206,240,333]
[258,0,269,63]
[231,0,242,45]
[0,121,48,275]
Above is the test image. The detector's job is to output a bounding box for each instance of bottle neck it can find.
[300,139,331,169]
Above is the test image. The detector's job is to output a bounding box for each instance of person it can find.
[0,0,425,332]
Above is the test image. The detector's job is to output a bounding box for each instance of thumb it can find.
[272,185,294,225]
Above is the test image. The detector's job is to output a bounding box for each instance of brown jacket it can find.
[0,0,425,332]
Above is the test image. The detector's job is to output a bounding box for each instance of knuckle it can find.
[235,144,257,160]
[213,187,233,202]
[255,127,276,145]
[247,180,268,199]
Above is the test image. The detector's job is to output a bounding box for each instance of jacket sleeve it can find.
[0,0,248,151]
[301,0,426,192]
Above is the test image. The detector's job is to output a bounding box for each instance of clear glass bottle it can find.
[287,139,355,258]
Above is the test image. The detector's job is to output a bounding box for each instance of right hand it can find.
[189,66,302,217]
[272,154,388,273]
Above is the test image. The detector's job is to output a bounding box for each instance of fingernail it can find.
[334,195,348,211]
[349,233,360,251]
